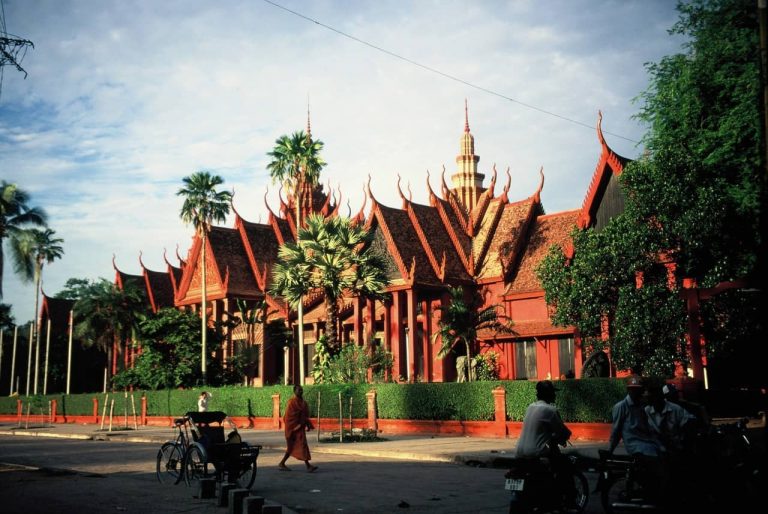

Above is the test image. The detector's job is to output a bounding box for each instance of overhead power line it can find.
[0,0,34,99]
[263,0,638,144]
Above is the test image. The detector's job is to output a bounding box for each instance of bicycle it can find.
[182,411,262,490]
[156,416,194,484]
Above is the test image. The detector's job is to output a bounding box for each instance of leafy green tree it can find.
[433,286,513,382]
[177,171,232,385]
[271,213,389,353]
[538,0,763,379]
[0,181,48,298]
[113,308,222,390]
[311,336,393,384]
[73,279,147,383]
[267,129,326,384]
[10,227,64,392]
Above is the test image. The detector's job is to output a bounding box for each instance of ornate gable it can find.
[577,111,629,230]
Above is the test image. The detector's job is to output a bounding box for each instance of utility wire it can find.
[263,0,638,144]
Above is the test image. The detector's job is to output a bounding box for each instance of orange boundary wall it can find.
[0,387,611,441]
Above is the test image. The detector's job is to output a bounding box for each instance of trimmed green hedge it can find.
[0,379,630,423]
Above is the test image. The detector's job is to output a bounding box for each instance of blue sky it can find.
[1,0,684,323]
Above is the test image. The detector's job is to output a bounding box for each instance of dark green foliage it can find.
[112,308,222,390]
[375,382,498,421]
[537,0,764,378]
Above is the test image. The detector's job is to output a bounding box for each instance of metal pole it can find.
[10,326,18,394]
[25,322,33,396]
[43,319,51,395]
[66,310,73,395]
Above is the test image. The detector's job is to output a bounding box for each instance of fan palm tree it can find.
[177,171,232,385]
[434,286,513,382]
[271,213,389,354]
[10,227,64,393]
[267,129,325,384]
[73,279,147,385]
[0,181,48,297]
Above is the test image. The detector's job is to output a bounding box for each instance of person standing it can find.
[278,385,318,472]
[198,391,211,412]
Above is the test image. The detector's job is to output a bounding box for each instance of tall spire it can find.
[306,95,312,142]
[451,100,485,213]
[464,98,470,133]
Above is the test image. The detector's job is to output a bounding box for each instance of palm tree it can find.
[271,213,389,354]
[73,279,147,386]
[434,286,513,382]
[10,227,64,393]
[177,171,232,385]
[267,129,325,385]
[0,181,48,297]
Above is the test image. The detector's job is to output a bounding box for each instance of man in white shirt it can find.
[516,380,571,458]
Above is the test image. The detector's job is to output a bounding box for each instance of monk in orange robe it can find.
[278,384,318,472]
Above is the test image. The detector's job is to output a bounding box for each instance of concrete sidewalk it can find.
[0,420,610,467]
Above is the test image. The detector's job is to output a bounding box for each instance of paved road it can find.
[0,435,519,514]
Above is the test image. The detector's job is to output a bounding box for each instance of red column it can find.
[141,396,147,426]
[406,289,418,382]
[366,389,378,433]
[493,387,507,437]
[51,399,57,423]
[682,278,705,382]
[16,398,22,417]
[93,397,99,424]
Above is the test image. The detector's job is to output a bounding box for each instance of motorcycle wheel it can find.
[564,471,589,513]
[601,476,628,514]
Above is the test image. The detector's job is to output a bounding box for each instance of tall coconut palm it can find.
[0,181,48,297]
[267,129,325,385]
[10,227,63,393]
[177,171,232,385]
[271,213,389,354]
[434,286,513,382]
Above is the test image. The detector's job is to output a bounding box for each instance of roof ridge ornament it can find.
[502,166,511,201]
[464,98,470,133]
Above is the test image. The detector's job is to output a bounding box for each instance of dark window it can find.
[514,340,537,379]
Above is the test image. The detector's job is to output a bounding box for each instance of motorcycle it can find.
[597,418,764,513]
[505,442,589,514]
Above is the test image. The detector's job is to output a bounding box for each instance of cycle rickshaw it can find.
[157,411,262,489]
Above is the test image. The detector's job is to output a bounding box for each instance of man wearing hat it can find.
[516,380,572,458]
[608,375,663,457]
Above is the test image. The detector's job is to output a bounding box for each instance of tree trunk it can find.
[325,294,339,353]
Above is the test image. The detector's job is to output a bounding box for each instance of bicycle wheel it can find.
[600,475,629,514]
[183,443,209,487]
[156,442,183,484]
[564,471,589,513]
[237,455,258,489]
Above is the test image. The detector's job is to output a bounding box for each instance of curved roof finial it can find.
[396,174,408,207]
[534,166,545,202]
[230,189,243,221]
[138,251,146,270]
[264,188,278,219]
[426,169,437,200]
[407,181,413,202]
[365,174,379,206]
[596,110,606,147]
[112,253,119,271]
[440,165,450,199]
[489,164,498,195]
[464,98,470,133]
[503,166,512,197]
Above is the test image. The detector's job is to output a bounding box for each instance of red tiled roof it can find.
[208,227,259,296]
[508,210,579,293]
[477,198,533,279]
[375,204,440,286]
[409,202,472,282]
[145,269,175,311]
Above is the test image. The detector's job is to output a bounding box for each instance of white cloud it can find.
[0,0,684,321]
